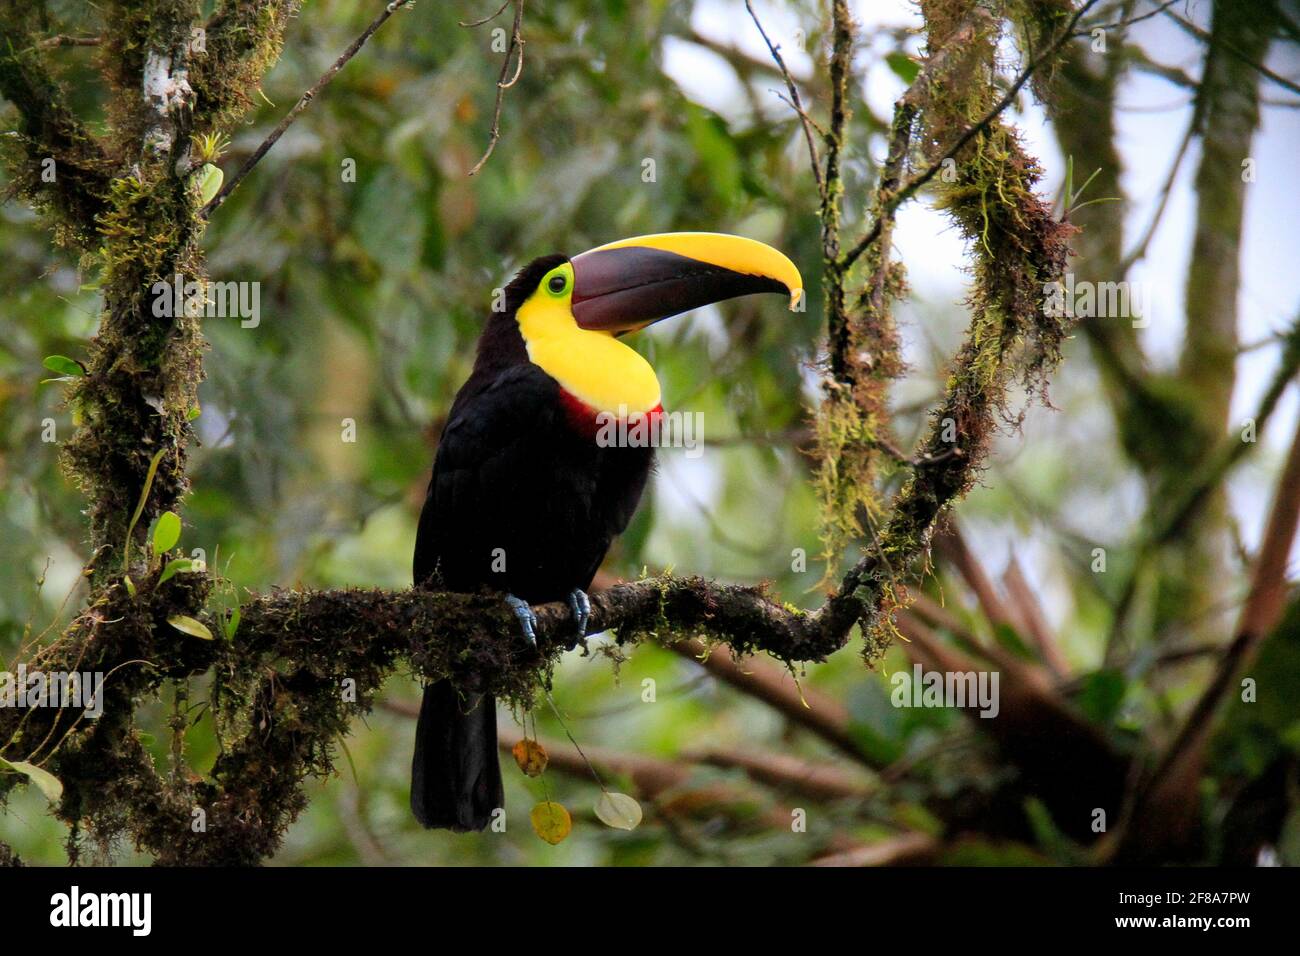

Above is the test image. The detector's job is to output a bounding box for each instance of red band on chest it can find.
[559,388,663,441]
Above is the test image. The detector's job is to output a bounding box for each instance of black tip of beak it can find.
[570,247,789,334]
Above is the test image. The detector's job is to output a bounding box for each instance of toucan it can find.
[411,232,803,831]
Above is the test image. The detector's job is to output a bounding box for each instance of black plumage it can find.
[410,256,654,832]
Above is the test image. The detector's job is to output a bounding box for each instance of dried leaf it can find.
[594,791,642,830]
[512,738,548,777]
[529,800,572,845]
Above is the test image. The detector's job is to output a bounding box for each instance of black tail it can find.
[410,679,504,831]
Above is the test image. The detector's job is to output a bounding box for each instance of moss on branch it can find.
[1,572,864,864]
[820,0,1076,661]
[0,0,1082,866]
[0,4,114,248]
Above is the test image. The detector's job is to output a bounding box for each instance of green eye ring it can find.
[546,271,568,295]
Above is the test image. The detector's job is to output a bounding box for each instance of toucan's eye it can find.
[547,273,567,294]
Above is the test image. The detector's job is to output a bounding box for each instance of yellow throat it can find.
[515,264,662,415]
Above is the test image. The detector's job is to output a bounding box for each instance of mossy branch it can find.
[3,0,1082,866]
[188,1,302,132]
[839,0,1102,271]
[0,571,869,865]
[828,0,1077,655]
[0,3,113,247]
[233,575,860,695]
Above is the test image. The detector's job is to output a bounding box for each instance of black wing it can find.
[414,361,654,602]
[414,362,558,589]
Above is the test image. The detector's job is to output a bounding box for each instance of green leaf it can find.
[152,511,181,554]
[186,405,202,421]
[991,622,1034,661]
[124,448,167,570]
[224,606,241,641]
[594,791,642,830]
[158,558,195,584]
[168,614,213,640]
[124,575,137,598]
[685,105,742,206]
[1069,165,1103,206]
[355,168,424,272]
[1069,196,1122,213]
[885,51,921,85]
[1023,796,1079,863]
[194,163,224,206]
[42,355,84,377]
[1077,669,1127,725]
[0,757,64,803]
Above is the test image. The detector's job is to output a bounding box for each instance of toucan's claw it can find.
[505,594,538,647]
[567,588,591,639]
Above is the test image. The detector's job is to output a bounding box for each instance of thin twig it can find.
[1003,556,1070,678]
[459,0,511,29]
[1118,4,1212,274]
[1076,0,1182,37]
[387,703,872,801]
[35,34,102,49]
[668,637,878,768]
[1164,7,1300,97]
[200,0,416,219]
[686,747,873,800]
[810,831,938,867]
[933,523,1016,631]
[467,0,525,177]
[1161,328,1300,540]
[744,0,826,204]
[1118,107,1197,272]
[774,91,827,137]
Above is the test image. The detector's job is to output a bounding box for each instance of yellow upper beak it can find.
[569,232,803,332]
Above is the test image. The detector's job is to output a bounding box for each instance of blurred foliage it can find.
[1,0,1296,866]
[0,0,855,866]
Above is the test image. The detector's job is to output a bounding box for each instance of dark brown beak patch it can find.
[570,246,789,334]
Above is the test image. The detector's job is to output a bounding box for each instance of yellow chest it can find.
[516,297,662,415]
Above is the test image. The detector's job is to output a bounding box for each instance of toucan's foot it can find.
[567,588,591,639]
[505,594,538,647]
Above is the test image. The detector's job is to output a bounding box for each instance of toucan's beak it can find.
[569,232,804,334]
